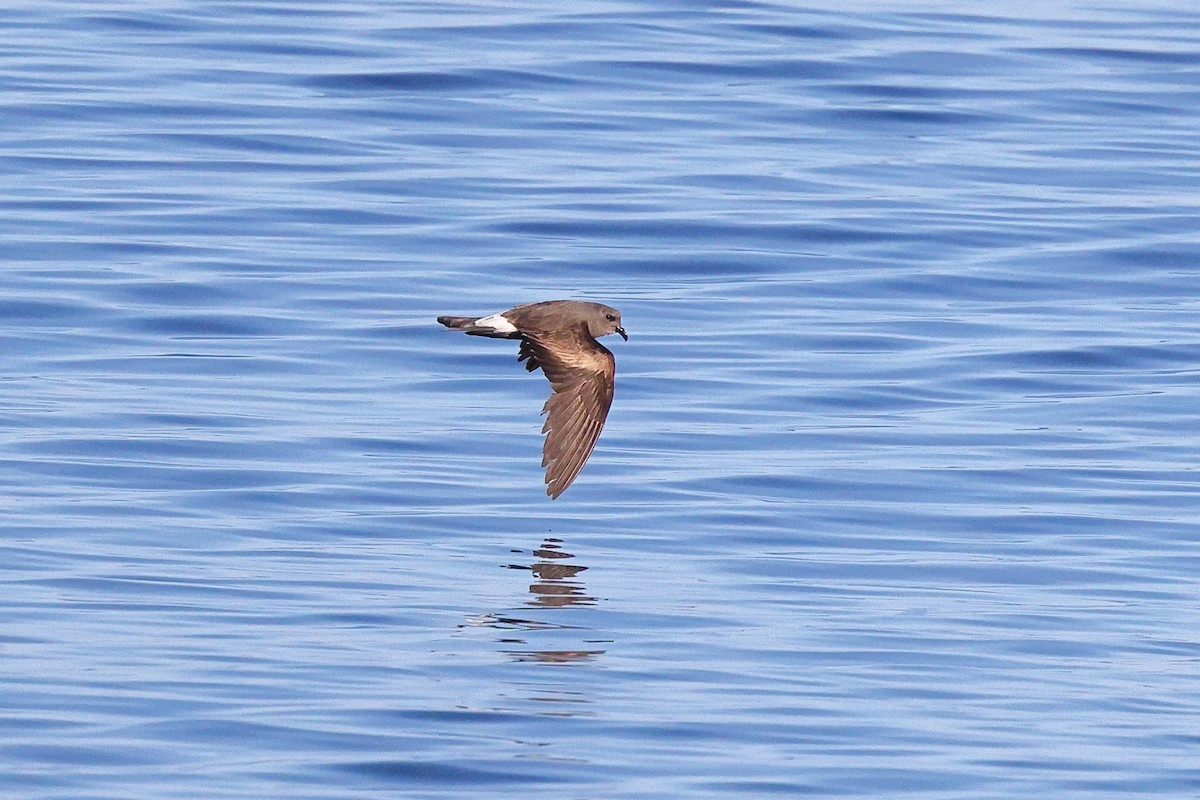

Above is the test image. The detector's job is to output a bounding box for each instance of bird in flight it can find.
[437,300,627,498]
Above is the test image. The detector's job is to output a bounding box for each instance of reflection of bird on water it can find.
[462,538,607,666]
[507,649,601,664]
[524,538,593,608]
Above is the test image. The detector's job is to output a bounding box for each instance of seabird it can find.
[437,300,627,498]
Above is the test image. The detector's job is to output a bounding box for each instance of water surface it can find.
[2,1,1199,797]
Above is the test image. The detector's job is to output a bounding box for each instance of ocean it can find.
[2,1,1199,797]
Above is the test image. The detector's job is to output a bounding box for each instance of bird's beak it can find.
[616,326,628,341]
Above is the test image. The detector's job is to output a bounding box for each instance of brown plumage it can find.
[437,300,626,498]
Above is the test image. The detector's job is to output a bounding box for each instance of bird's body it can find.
[437,300,626,498]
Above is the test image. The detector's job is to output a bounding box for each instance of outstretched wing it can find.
[522,324,615,498]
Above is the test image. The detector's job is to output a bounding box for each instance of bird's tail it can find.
[436,313,520,339]
[437,316,477,330]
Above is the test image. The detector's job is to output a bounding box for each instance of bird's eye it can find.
[605,314,615,321]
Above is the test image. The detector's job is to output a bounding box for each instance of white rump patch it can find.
[474,313,518,334]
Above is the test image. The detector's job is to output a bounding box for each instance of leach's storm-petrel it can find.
[437,300,627,498]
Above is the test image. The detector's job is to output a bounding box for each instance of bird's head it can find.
[591,304,627,341]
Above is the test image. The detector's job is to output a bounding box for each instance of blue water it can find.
[3,1,1199,797]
